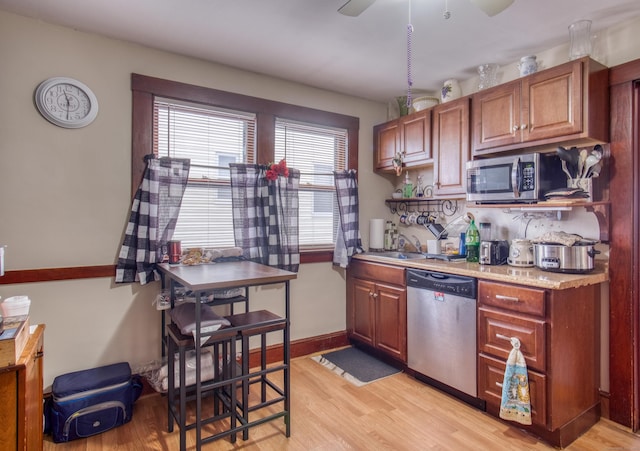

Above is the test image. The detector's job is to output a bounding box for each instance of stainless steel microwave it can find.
[466,152,565,204]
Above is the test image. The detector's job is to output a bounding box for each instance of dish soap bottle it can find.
[403,171,413,198]
[465,218,480,263]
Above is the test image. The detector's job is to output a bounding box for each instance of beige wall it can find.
[1,9,639,388]
[0,10,391,387]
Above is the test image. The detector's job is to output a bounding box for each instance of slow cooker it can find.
[533,240,600,273]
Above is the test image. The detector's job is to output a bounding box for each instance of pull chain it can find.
[406,0,413,109]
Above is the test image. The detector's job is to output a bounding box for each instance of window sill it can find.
[300,248,334,264]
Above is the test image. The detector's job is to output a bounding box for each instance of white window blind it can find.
[274,118,347,248]
[154,98,256,248]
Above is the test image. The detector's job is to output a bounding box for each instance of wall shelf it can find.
[467,201,610,243]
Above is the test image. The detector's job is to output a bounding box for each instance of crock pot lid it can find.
[535,239,598,246]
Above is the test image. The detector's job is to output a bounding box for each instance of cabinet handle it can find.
[372,292,378,298]
[496,382,503,388]
[521,123,528,130]
[35,351,44,360]
[495,294,520,302]
[496,333,512,341]
[512,125,520,131]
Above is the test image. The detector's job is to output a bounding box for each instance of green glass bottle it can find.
[465,218,480,263]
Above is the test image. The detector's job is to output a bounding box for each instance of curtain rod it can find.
[187,162,339,177]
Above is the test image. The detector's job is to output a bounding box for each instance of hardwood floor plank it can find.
[43,352,640,450]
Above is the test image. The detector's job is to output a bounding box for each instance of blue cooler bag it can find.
[47,362,143,443]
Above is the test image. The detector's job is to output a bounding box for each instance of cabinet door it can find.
[478,353,547,427]
[522,60,582,142]
[348,277,376,346]
[373,120,400,171]
[472,80,522,152]
[24,332,44,450]
[0,370,18,449]
[375,282,407,362]
[400,110,432,166]
[433,97,470,196]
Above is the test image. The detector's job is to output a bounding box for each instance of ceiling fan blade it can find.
[468,0,514,17]
[338,0,376,17]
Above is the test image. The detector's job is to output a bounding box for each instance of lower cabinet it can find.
[347,260,407,362]
[0,324,45,451]
[477,280,600,448]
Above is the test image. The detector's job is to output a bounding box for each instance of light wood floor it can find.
[43,351,640,450]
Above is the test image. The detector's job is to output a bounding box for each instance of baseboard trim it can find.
[600,389,610,420]
[249,330,349,369]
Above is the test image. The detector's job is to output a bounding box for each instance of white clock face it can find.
[35,77,99,128]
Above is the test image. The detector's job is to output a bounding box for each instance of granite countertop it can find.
[353,253,608,290]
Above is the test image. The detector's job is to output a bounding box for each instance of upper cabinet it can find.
[373,109,432,172]
[472,57,609,155]
[433,97,470,197]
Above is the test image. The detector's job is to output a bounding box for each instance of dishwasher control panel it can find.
[406,269,477,299]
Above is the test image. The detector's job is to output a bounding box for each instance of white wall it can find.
[0,10,391,387]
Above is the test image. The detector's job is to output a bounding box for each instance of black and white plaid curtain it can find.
[115,157,190,284]
[229,164,300,272]
[333,170,364,268]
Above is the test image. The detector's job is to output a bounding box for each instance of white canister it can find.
[518,55,538,77]
[441,79,461,103]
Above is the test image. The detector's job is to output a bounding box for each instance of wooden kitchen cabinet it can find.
[347,260,407,362]
[477,279,600,448]
[0,324,45,451]
[373,110,432,173]
[432,97,470,196]
[472,57,609,154]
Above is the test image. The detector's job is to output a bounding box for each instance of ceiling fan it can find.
[338,0,515,17]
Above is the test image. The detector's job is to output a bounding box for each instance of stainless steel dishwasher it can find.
[406,269,478,399]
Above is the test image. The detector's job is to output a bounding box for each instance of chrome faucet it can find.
[411,234,423,253]
[397,233,422,252]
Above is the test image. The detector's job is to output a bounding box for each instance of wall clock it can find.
[34,77,99,128]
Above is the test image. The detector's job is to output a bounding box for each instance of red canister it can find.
[168,240,182,264]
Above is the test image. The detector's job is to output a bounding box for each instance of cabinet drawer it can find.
[479,307,546,372]
[478,353,547,428]
[349,260,405,286]
[478,280,545,317]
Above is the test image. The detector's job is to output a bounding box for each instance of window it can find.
[131,74,359,262]
[154,98,255,248]
[274,119,347,248]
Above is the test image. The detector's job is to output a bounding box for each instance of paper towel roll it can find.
[369,219,385,251]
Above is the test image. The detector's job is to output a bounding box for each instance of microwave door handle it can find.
[511,158,520,198]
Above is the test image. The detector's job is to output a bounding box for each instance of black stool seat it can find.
[226,310,286,335]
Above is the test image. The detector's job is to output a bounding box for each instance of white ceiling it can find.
[1,0,639,102]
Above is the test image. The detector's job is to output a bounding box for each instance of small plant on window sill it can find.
[265,159,289,181]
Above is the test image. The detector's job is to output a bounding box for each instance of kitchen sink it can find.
[366,251,426,260]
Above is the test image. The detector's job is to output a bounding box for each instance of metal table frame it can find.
[157,261,296,450]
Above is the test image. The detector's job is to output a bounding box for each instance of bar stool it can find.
[225,310,289,440]
[165,322,239,450]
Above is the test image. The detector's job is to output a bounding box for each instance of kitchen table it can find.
[156,261,297,449]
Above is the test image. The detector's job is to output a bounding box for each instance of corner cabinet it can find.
[0,324,45,451]
[477,280,600,448]
[432,97,470,196]
[374,109,432,173]
[472,57,609,154]
[346,260,407,362]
